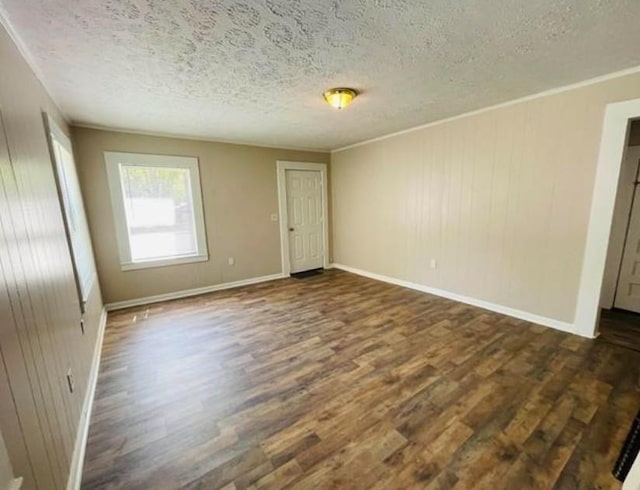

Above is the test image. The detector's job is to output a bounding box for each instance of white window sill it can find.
[120,254,209,271]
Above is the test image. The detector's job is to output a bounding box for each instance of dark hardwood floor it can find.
[82,270,640,489]
[599,308,640,353]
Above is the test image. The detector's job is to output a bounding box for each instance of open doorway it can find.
[575,98,640,339]
[599,121,640,350]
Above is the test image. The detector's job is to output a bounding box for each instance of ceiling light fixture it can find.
[323,88,357,110]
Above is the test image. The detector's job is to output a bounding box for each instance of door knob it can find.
[289,227,295,231]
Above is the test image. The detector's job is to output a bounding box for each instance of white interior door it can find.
[615,180,640,313]
[286,169,324,273]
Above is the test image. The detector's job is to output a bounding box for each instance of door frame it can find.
[575,98,640,337]
[277,161,329,276]
[600,146,640,309]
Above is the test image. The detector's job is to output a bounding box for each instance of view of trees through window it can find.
[119,165,197,261]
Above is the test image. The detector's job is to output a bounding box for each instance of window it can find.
[104,152,208,270]
[44,113,96,311]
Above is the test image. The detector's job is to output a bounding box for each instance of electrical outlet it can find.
[429,258,437,269]
[270,213,278,222]
[66,369,75,393]
[228,257,235,266]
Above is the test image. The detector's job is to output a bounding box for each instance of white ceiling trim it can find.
[1,2,327,155]
[332,64,640,153]
[1,2,324,154]
[6,0,639,157]
[3,1,640,151]
[47,63,640,155]
[72,123,328,153]
[76,60,640,155]
[0,4,69,124]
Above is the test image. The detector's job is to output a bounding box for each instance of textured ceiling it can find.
[2,0,640,151]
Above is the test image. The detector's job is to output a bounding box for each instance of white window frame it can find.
[104,151,208,271]
[43,112,96,312]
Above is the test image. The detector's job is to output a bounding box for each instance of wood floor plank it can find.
[81,270,640,489]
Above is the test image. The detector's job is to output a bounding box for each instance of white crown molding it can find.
[331,64,640,153]
[4,1,639,157]
[330,263,583,337]
[0,5,70,124]
[105,273,286,311]
[0,5,327,153]
[72,123,329,154]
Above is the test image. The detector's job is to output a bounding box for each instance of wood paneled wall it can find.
[0,23,103,490]
[331,71,640,326]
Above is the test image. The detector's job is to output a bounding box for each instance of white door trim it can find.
[277,161,329,276]
[574,98,640,337]
[624,452,640,490]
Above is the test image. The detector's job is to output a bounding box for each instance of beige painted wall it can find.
[72,127,330,304]
[331,71,640,324]
[0,23,103,490]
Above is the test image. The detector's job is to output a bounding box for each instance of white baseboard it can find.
[624,453,640,490]
[105,273,286,311]
[66,307,107,490]
[330,263,582,337]
[8,477,23,490]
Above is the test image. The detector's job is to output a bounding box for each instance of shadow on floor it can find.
[599,308,640,352]
[290,268,323,279]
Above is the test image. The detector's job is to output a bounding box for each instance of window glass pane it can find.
[119,165,198,261]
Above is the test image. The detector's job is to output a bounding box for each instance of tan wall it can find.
[72,127,330,304]
[331,71,640,324]
[0,23,103,490]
